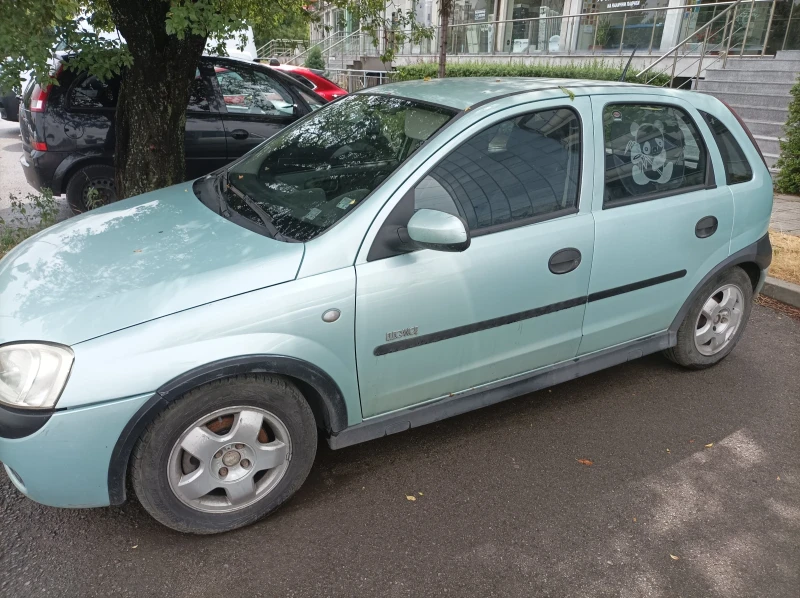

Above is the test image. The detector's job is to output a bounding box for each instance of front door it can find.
[184,62,227,179]
[355,100,596,418]
[210,61,298,159]
[579,95,734,355]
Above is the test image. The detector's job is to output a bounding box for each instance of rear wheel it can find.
[65,164,117,213]
[664,266,753,369]
[131,375,317,534]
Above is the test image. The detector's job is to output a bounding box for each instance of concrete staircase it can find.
[697,50,800,172]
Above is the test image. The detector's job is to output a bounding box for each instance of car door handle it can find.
[230,129,249,140]
[695,216,718,238]
[548,248,582,275]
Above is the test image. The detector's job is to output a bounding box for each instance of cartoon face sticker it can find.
[625,120,673,185]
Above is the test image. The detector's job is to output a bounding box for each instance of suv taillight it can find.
[29,63,62,113]
[29,83,51,112]
[719,99,769,170]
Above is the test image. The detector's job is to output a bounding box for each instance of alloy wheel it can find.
[693,283,745,356]
[167,407,291,513]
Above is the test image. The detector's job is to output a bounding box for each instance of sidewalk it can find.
[770,194,800,236]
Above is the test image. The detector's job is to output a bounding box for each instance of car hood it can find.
[0,182,304,346]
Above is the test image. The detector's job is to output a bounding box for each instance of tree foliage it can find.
[304,45,326,69]
[0,0,429,202]
[776,75,800,194]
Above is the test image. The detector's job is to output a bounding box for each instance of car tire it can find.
[64,164,117,213]
[663,266,753,369]
[130,375,318,534]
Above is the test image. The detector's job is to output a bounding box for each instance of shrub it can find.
[393,60,670,87]
[305,45,325,70]
[0,189,59,259]
[775,75,800,194]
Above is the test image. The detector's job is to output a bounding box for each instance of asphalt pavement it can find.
[0,305,798,597]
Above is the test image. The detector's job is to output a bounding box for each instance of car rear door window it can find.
[69,75,120,109]
[213,63,295,117]
[68,69,211,112]
[413,107,581,234]
[602,103,708,208]
[699,110,753,185]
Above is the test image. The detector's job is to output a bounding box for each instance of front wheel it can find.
[131,375,317,534]
[664,266,753,369]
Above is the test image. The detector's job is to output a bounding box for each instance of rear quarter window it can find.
[699,110,753,185]
[69,74,121,109]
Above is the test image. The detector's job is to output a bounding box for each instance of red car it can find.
[269,64,347,101]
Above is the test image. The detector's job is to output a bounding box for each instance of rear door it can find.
[579,94,733,355]
[209,60,301,159]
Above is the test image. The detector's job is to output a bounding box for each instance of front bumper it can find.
[0,393,151,508]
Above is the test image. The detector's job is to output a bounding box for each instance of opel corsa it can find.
[0,79,773,533]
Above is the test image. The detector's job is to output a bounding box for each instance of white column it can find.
[660,0,688,52]
[559,0,584,53]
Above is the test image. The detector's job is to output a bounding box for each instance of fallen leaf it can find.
[576,458,593,466]
[666,449,671,453]
[418,492,424,496]
[633,517,637,522]
[406,495,416,501]
[704,443,713,448]
[670,554,680,561]
[132,545,138,549]
[777,476,781,481]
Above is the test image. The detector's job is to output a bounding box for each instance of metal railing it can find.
[324,68,397,92]
[638,0,765,87]
[256,39,307,60]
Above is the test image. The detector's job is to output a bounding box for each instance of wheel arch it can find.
[107,355,348,505]
[54,153,114,200]
[669,232,771,333]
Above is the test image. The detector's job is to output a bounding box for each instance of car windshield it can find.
[225,94,457,241]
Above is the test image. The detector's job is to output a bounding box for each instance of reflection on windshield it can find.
[227,94,456,241]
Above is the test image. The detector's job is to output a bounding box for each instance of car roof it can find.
[364,77,651,110]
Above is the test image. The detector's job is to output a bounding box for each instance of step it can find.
[698,90,792,110]
[763,152,780,169]
[709,101,788,123]
[698,80,795,95]
[744,119,785,138]
[752,134,782,156]
[721,58,800,72]
[703,69,799,84]
[775,50,800,60]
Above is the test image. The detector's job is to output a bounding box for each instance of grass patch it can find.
[769,230,800,285]
[0,190,59,260]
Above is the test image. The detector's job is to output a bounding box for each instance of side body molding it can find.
[107,355,348,505]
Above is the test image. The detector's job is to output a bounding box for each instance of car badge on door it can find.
[386,327,419,342]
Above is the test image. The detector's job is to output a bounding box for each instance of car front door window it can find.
[215,64,294,117]
[413,108,581,234]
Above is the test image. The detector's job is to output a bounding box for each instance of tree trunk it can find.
[438,1,450,79]
[107,0,206,200]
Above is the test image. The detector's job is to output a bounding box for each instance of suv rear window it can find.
[700,111,753,185]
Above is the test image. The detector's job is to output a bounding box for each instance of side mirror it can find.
[403,209,470,253]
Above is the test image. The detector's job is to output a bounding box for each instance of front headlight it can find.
[0,343,73,409]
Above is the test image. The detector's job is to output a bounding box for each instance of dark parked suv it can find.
[19,55,326,212]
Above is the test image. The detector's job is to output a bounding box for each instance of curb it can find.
[761,276,800,309]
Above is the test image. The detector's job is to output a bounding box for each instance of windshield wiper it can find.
[226,175,286,241]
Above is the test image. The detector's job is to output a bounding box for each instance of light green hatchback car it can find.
[0,78,772,533]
